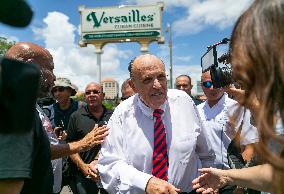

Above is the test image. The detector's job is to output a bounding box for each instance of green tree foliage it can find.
[0,37,15,56]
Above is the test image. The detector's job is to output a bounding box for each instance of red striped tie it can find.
[152,109,168,181]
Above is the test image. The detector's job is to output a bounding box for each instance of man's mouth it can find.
[151,92,163,97]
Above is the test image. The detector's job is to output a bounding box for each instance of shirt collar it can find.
[137,95,167,119]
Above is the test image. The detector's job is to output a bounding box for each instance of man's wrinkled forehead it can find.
[132,55,165,73]
[85,82,102,92]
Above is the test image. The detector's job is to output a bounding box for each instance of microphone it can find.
[207,38,231,50]
[0,0,33,27]
[222,38,230,44]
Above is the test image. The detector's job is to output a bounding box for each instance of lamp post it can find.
[166,23,173,89]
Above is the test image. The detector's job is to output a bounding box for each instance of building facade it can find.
[101,78,119,99]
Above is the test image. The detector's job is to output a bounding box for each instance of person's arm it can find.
[98,110,155,193]
[69,153,90,176]
[50,125,108,159]
[239,108,259,162]
[0,180,24,194]
[192,164,274,193]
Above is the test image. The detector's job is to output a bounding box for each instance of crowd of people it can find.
[0,0,284,194]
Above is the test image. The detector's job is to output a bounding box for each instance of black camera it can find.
[0,57,40,133]
[201,38,233,88]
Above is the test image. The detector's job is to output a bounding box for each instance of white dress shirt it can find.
[98,89,215,193]
[197,93,259,169]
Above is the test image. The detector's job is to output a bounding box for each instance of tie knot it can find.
[153,109,164,118]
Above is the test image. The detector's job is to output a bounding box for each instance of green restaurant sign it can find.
[79,3,164,43]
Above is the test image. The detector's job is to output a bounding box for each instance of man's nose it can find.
[153,78,162,88]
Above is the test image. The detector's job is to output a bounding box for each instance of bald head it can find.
[5,42,55,98]
[129,54,165,79]
[6,42,54,70]
[85,82,102,92]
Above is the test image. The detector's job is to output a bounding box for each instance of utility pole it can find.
[166,23,173,89]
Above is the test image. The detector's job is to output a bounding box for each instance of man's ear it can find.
[129,79,137,93]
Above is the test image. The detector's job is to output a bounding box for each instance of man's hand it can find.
[224,86,260,117]
[80,125,109,151]
[192,168,230,194]
[89,160,100,182]
[223,86,245,105]
[79,163,91,177]
[145,177,180,194]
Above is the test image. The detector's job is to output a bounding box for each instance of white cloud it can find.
[121,0,192,8]
[176,56,192,63]
[120,0,252,36]
[32,11,132,91]
[173,0,253,35]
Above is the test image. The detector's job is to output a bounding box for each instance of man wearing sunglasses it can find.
[47,77,83,135]
[66,82,112,194]
[197,70,259,194]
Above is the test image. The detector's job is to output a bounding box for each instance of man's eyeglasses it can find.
[85,90,101,95]
[121,96,130,101]
[52,86,65,93]
[202,81,213,88]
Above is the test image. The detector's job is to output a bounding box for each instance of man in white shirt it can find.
[197,70,258,193]
[97,54,215,194]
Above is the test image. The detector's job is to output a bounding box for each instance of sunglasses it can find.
[85,90,101,95]
[202,81,213,88]
[52,86,65,93]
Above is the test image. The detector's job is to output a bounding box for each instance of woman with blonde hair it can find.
[192,0,284,193]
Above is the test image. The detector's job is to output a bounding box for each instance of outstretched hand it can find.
[146,177,180,194]
[192,168,230,194]
[80,125,109,151]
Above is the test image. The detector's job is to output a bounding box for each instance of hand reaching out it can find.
[89,159,100,182]
[192,168,231,194]
[145,177,180,194]
[80,125,109,151]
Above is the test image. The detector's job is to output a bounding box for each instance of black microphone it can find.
[222,38,230,44]
[0,0,33,27]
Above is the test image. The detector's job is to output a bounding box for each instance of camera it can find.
[201,38,233,88]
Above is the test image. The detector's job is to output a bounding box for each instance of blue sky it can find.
[0,0,253,94]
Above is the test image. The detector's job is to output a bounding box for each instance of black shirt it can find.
[0,111,53,194]
[190,95,203,105]
[66,106,113,172]
[52,99,80,131]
